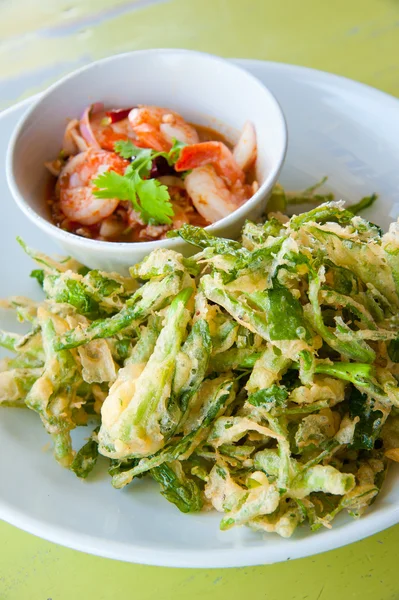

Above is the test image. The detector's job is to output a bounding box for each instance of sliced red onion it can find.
[106,107,133,123]
[79,102,104,149]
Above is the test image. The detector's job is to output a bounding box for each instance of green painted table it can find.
[1,0,399,598]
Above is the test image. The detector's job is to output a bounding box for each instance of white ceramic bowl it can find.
[6,49,287,273]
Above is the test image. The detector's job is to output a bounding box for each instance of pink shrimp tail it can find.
[175,142,244,186]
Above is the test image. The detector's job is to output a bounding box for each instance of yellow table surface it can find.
[1,0,399,598]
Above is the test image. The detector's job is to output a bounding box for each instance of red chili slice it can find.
[105,108,134,123]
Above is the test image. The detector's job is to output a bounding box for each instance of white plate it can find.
[1,60,399,569]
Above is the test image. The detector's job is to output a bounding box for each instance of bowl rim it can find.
[6,48,287,254]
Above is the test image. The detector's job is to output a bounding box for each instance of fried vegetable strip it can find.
[2,193,399,539]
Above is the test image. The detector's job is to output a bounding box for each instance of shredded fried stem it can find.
[1,186,398,538]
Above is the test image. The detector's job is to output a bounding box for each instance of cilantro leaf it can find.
[136,178,174,225]
[166,138,187,165]
[126,157,152,179]
[114,141,154,178]
[115,137,186,168]
[92,171,136,200]
[114,140,147,160]
[92,170,174,225]
[94,137,187,226]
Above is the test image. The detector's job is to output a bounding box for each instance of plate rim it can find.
[234,58,399,108]
[1,58,399,568]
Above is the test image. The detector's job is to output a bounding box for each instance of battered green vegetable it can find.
[1,186,398,539]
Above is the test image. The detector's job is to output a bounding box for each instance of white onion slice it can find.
[79,102,104,149]
[99,217,126,238]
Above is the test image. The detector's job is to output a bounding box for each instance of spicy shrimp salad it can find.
[45,104,258,243]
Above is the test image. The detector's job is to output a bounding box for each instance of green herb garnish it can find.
[92,139,186,226]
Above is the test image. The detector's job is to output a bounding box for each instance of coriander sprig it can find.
[92,139,186,226]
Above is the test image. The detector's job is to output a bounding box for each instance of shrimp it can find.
[175,141,245,185]
[128,106,199,151]
[58,150,129,226]
[174,141,253,223]
[78,104,136,152]
[182,166,240,223]
[89,111,136,151]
